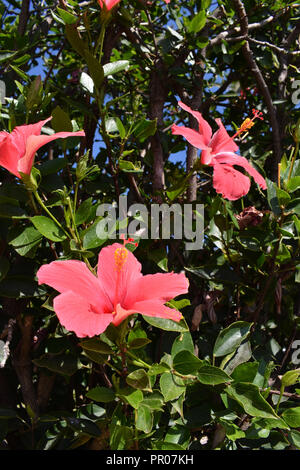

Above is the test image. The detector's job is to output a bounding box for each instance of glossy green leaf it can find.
[197,365,232,385]
[86,386,115,403]
[126,369,152,392]
[226,382,278,419]
[160,372,185,402]
[31,216,67,242]
[136,404,153,433]
[103,60,130,77]
[142,315,189,332]
[281,407,300,428]
[213,321,253,357]
[173,350,203,375]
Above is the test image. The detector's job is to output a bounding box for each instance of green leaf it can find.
[9,64,28,81]
[219,419,245,441]
[109,425,134,450]
[287,198,300,216]
[286,176,300,192]
[173,350,203,375]
[128,337,152,349]
[86,386,115,403]
[132,118,157,142]
[266,178,281,215]
[141,391,164,411]
[281,407,300,428]
[126,369,152,392]
[82,349,108,365]
[225,382,278,419]
[255,416,290,430]
[31,216,67,242]
[51,105,73,132]
[142,315,189,332]
[288,429,300,449]
[85,51,104,89]
[33,354,78,376]
[117,388,143,409]
[147,363,170,376]
[197,365,233,385]
[56,7,77,25]
[224,341,252,375]
[281,369,300,388]
[160,372,185,402]
[65,417,101,437]
[26,75,42,110]
[79,337,114,355]
[103,60,130,77]
[187,10,206,33]
[237,236,261,251]
[276,187,291,206]
[119,159,142,173]
[82,220,108,249]
[8,226,42,258]
[213,321,253,358]
[164,423,190,448]
[75,198,93,225]
[136,404,153,433]
[65,24,86,58]
[39,157,68,176]
[80,71,94,94]
[231,361,259,383]
[171,331,194,356]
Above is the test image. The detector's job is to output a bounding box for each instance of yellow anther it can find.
[237,118,255,134]
[114,247,128,272]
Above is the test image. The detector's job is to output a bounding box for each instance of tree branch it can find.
[233,0,282,179]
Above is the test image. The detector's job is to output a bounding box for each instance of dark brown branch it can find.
[149,60,168,192]
[233,0,281,179]
[17,0,30,36]
[12,315,39,418]
[210,7,290,47]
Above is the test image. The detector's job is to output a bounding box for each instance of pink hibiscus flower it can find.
[37,240,189,338]
[98,0,121,10]
[172,101,267,200]
[0,118,85,179]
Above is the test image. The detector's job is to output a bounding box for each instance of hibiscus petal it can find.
[37,259,112,312]
[178,101,212,144]
[112,300,182,326]
[124,272,189,307]
[212,163,251,200]
[98,0,120,9]
[97,243,142,306]
[0,131,9,144]
[0,118,52,177]
[213,153,267,190]
[0,135,21,177]
[172,124,209,150]
[112,304,138,326]
[210,119,239,154]
[18,130,85,175]
[53,291,114,337]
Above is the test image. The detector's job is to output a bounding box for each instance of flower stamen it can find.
[231,109,264,141]
[114,247,128,272]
